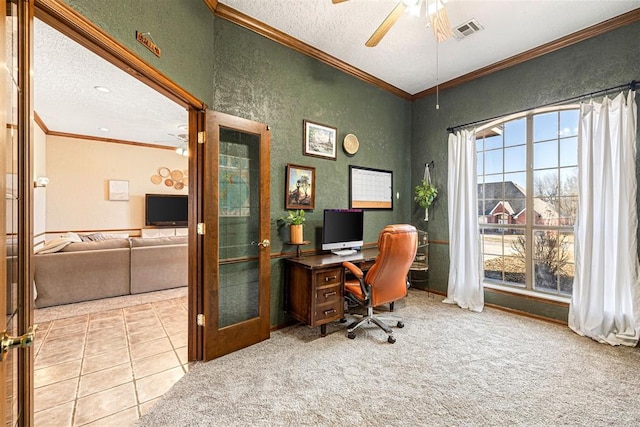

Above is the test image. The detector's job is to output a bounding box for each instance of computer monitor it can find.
[322,209,364,253]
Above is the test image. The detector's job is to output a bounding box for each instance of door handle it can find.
[1,325,37,361]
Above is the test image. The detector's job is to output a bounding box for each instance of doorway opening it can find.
[31,17,193,424]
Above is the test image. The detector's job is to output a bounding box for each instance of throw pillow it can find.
[36,238,73,254]
[80,233,107,242]
[61,232,82,243]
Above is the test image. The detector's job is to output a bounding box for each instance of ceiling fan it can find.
[332,0,453,47]
[155,133,189,156]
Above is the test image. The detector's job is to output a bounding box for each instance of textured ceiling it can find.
[33,2,638,145]
[221,0,639,95]
[34,19,188,148]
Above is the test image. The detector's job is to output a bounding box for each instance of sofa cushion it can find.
[61,239,130,252]
[130,240,188,294]
[129,236,187,248]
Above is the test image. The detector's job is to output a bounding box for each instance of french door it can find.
[200,111,271,360]
[2,0,35,424]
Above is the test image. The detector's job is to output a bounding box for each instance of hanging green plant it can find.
[414,180,438,209]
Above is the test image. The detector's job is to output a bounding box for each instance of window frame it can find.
[475,105,579,300]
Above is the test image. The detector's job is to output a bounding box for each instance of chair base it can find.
[345,306,404,343]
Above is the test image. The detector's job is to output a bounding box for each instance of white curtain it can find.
[445,130,484,312]
[569,90,640,346]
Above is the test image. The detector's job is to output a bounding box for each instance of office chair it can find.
[342,224,418,343]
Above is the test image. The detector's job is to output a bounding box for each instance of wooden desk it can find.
[284,248,378,336]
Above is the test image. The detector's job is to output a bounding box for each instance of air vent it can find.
[453,18,484,40]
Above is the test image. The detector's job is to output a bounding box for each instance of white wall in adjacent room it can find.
[34,123,47,247]
[45,134,188,233]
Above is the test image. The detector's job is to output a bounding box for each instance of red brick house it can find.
[478,182,562,228]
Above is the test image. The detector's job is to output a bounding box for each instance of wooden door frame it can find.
[31,0,207,360]
[1,0,37,423]
[18,0,36,422]
[1,0,8,420]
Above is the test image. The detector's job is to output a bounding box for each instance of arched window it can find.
[476,106,578,297]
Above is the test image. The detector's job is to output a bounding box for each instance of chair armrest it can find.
[343,261,370,301]
[342,261,363,279]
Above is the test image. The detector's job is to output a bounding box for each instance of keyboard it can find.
[332,249,357,256]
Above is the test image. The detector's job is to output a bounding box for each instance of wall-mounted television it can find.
[322,209,364,254]
[145,194,188,227]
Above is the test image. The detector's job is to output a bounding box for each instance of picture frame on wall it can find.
[303,120,337,160]
[285,164,316,210]
[108,179,130,201]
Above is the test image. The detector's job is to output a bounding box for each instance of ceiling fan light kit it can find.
[337,0,453,47]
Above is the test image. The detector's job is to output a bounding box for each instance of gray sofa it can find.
[130,236,188,294]
[34,236,187,308]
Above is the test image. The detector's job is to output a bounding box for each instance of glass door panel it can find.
[2,0,28,423]
[218,129,260,328]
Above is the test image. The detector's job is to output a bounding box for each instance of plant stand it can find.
[287,240,310,257]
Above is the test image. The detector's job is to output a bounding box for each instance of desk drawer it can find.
[315,268,342,286]
[314,298,343,324]
[315,284,341,305]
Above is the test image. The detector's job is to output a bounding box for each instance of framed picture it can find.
[108,179,129,201]
[349,165,393,210]
[285,164,316,210]
[303,120,337,160]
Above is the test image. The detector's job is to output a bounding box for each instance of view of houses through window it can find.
[476,107,579,297]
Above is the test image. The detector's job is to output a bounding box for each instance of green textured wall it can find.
[411,21,640,322]
[62,0,215,104]
[212,19,412,326]
[59,3,412,327]
[58,2,637,326]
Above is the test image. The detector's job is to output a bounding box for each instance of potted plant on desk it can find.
[279,209,306,244]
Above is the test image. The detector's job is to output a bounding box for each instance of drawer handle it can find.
[323,309,336,316]
[325,276,337,282]
[323,291,337,298]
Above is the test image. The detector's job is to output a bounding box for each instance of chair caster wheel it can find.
[347,332,356,340]
[397,321,404,328]
[388,335,396,344]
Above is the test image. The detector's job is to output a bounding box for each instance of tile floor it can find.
[33,295,189,426]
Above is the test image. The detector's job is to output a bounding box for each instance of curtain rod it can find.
[446,79,638,134]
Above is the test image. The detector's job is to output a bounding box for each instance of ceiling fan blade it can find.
[430,6,453,42]
[365,1,406,47]
[332,0,350,4]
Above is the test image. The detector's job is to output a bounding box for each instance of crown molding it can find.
[412,8,640,100]
[203,0,218,14]
[34,111,49,133]
[212,3,412,101]
[47,130,175,150]
[208,3,638,101]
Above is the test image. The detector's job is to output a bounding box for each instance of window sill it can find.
[483,282,570,306]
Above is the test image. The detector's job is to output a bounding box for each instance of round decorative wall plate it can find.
[343,133,359,155]
[158,167,171,178]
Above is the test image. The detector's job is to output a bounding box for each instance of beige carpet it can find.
[138,289,640,426]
